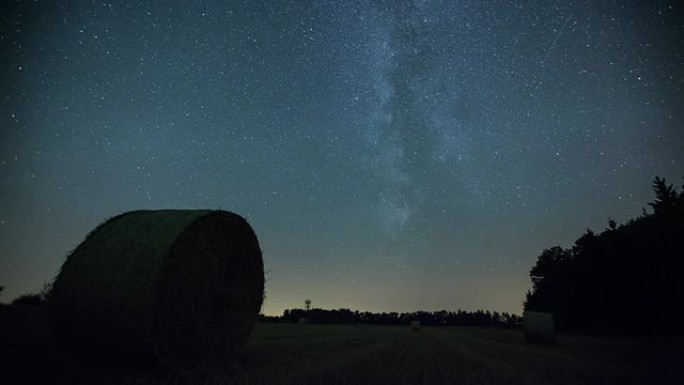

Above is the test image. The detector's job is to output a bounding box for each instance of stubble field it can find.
[0,305,679,384]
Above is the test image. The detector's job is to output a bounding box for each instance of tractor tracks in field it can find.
[239,326,661,385]
[300,328,612,385]
[302,329,529,385]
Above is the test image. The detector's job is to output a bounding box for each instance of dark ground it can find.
[0,305,681,384]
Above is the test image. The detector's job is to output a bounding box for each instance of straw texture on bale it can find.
[49,210,264,366]
[523,311,556,344]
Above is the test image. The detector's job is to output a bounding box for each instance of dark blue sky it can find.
[1,0,682,315]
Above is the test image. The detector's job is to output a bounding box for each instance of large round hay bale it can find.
[410,321,421,331]
[523,311,556,345]
[48,210,264,366]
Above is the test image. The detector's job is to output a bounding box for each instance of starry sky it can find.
[1,1,682,315]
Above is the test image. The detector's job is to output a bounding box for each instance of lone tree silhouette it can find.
[305,299,311,311]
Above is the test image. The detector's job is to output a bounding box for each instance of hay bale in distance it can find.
[523,311,556,344]
[410,321,421,331]
[49,210,264,366]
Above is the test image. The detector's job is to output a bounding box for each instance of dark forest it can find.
[524,176,684,335]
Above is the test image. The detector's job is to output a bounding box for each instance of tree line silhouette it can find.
[6,175,680,338]
[524,176,684,335]
[4,282,52,306]
[261,308,522,328]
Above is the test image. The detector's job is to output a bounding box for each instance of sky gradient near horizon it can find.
[1,0,682,315]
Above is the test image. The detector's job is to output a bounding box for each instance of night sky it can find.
[1,1,682,315]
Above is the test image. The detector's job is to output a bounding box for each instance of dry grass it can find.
[1,314,680,384]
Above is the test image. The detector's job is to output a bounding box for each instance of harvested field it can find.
[1,307,680,384]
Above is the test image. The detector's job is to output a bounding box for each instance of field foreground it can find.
[0,305,680,384]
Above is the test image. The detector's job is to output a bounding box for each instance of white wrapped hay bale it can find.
[410,321,421,331]
[523,311,556,344]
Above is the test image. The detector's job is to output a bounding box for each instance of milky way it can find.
[1,1,682,315]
